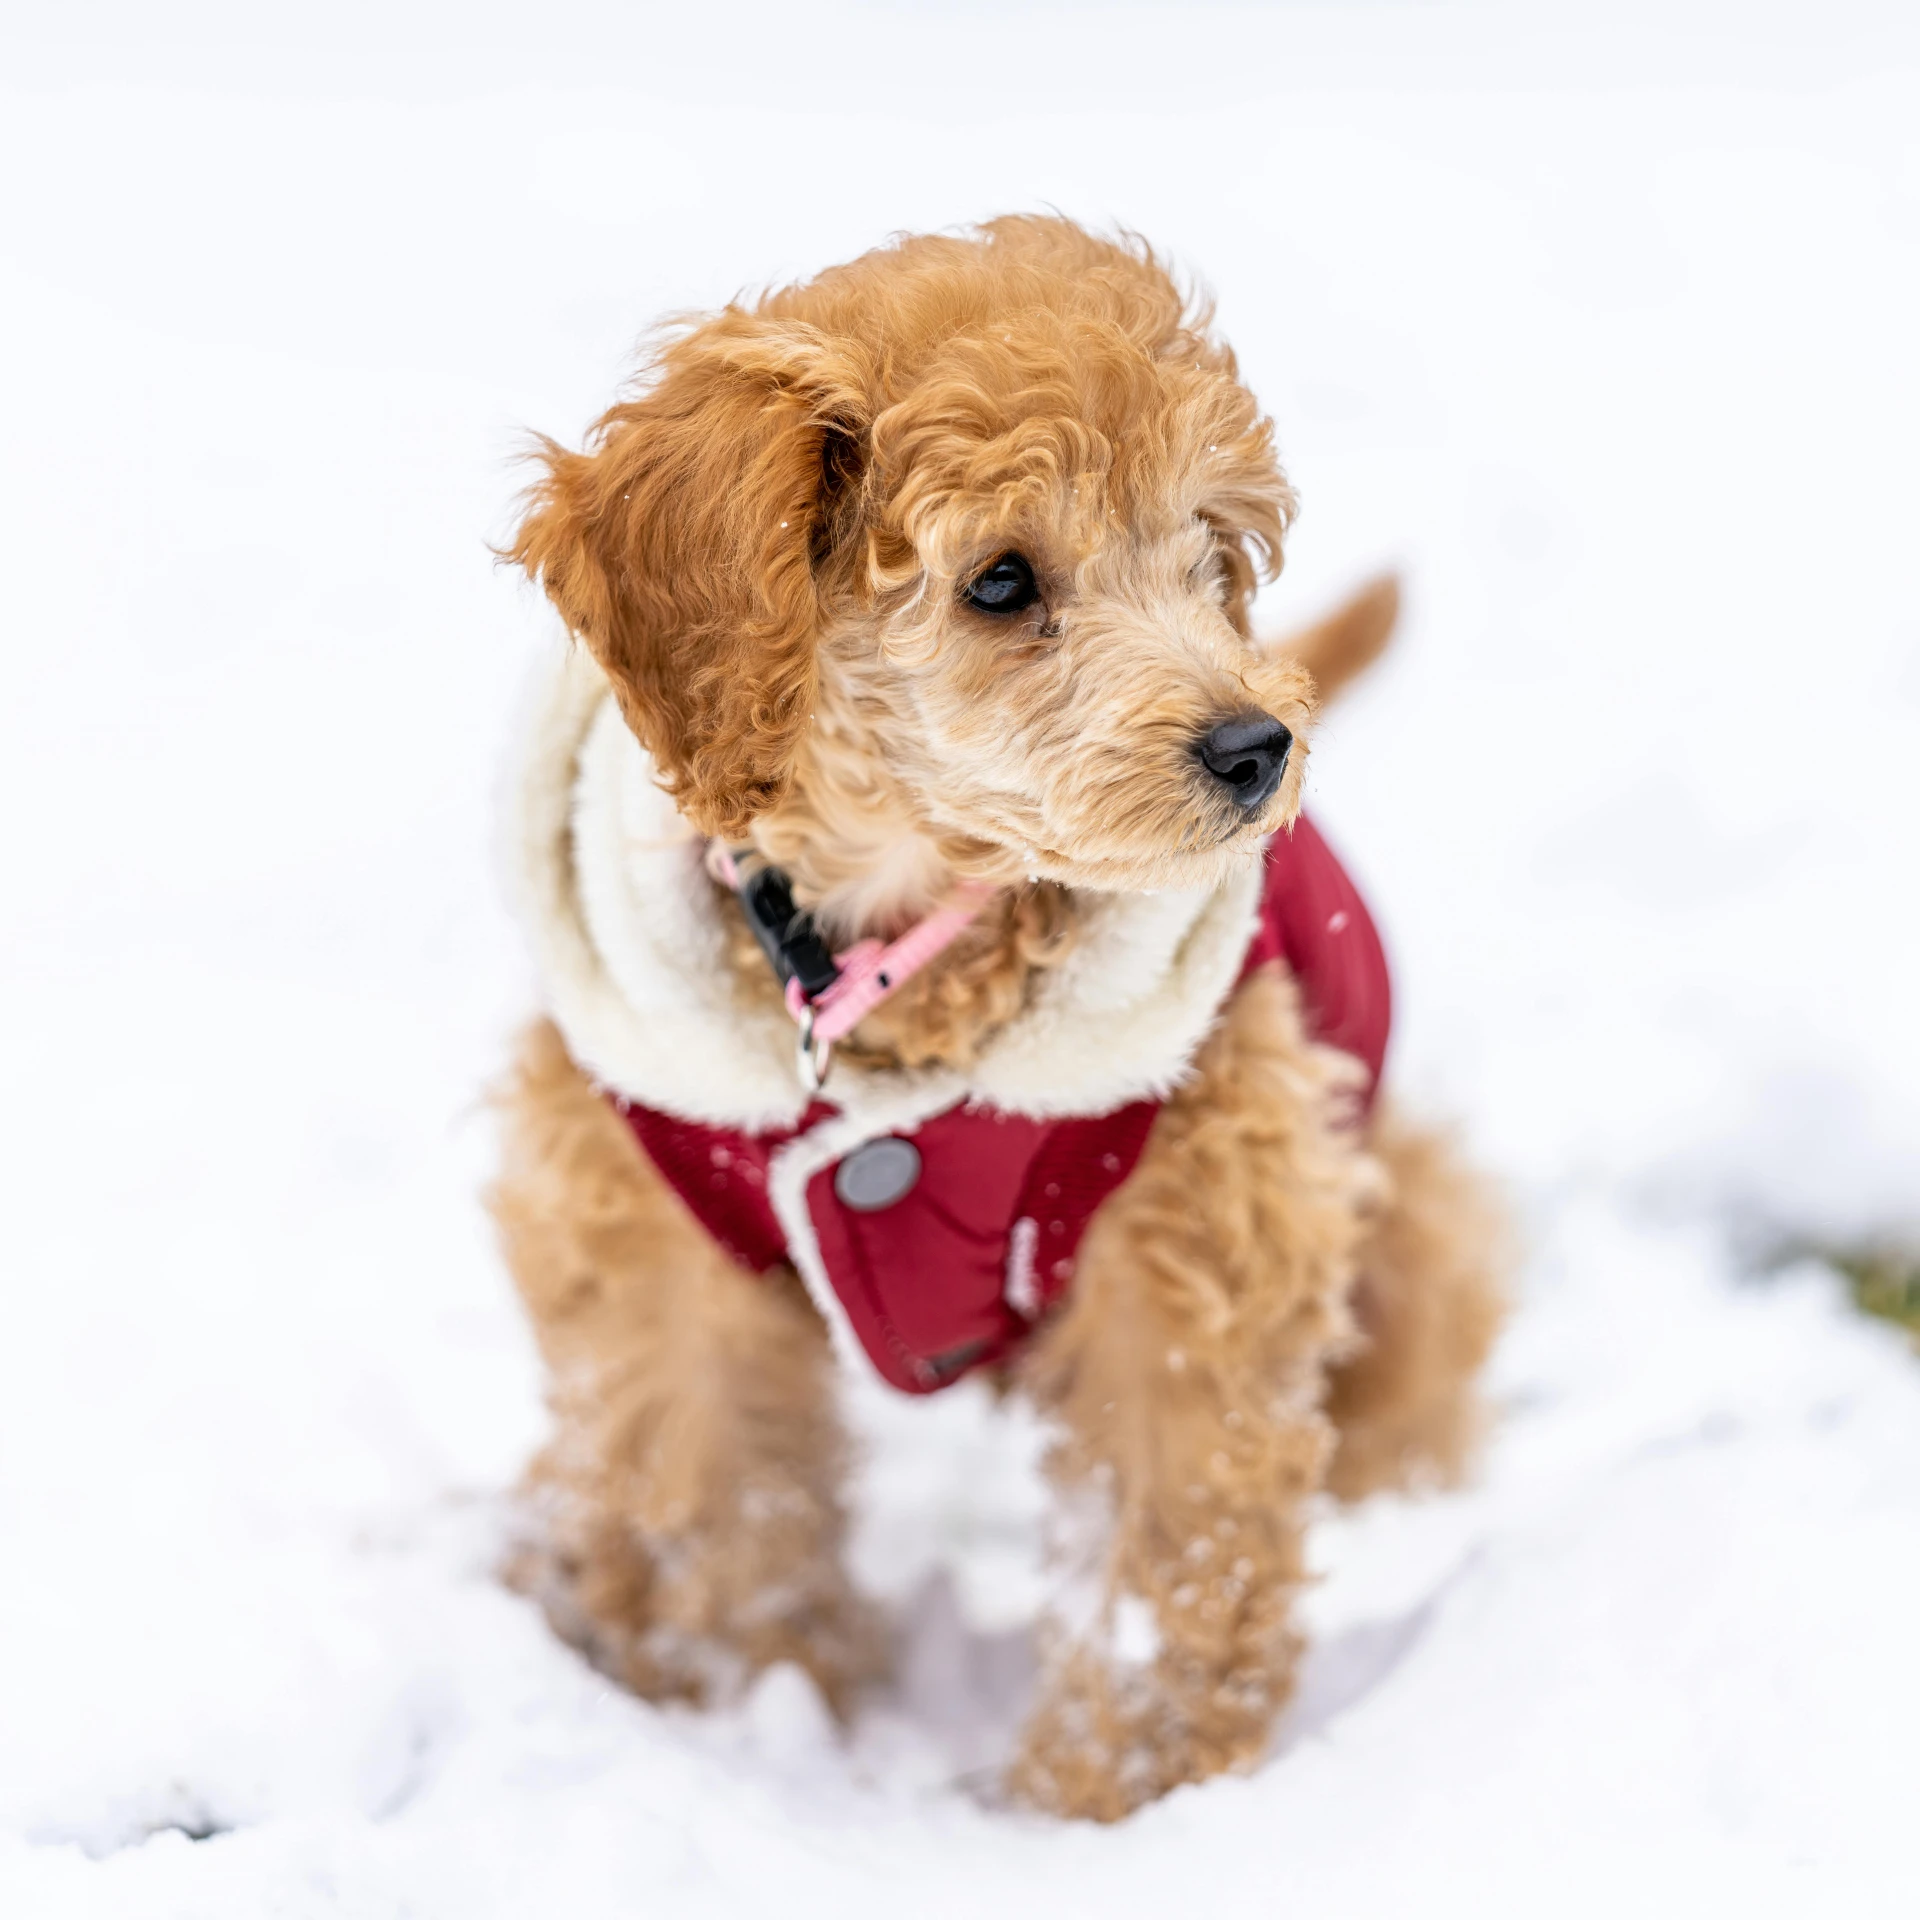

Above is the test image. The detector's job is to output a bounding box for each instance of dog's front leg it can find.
[1008,969,1375,1820]
[490,1020,879,1714]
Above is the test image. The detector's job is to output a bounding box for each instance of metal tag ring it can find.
[797,1008,833,1094]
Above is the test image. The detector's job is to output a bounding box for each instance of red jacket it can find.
[613,817,1389,1393]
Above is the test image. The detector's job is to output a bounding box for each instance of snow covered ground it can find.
[3,4,1918,1913]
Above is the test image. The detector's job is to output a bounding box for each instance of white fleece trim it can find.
[504,640,1266,1130]
[762,1084,963,1380]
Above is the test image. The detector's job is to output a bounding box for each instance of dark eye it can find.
[963,552,1040,614]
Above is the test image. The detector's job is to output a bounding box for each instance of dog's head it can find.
[509,217,1312,910]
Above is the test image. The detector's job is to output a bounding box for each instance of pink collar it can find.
[707,842,995,1090]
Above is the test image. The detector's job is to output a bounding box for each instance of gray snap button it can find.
[833,1136,922,1211]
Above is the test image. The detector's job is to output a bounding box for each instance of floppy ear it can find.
[508,313,869,837]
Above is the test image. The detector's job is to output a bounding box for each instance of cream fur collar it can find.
[503,643,1266,1134]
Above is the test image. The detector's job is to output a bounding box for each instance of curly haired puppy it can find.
[491,216,1506,1821]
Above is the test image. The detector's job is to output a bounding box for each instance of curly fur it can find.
[493,216,1508,1820]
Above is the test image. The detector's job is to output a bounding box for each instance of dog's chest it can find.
[616,1093,1160,1392]
[609,815,1390,1395]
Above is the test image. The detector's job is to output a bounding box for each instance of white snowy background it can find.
[4,3,1918,1914]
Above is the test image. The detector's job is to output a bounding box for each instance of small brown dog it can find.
[491,216,1504,1821]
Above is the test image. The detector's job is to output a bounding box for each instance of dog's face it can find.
[511,218,1312,913]
[814,334,1311,897]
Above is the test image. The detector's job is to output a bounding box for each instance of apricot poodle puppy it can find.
[490,216,1505,1821]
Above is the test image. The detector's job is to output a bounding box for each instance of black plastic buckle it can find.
[735,863,840,1001]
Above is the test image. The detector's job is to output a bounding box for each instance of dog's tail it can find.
[1275,573,1401,705]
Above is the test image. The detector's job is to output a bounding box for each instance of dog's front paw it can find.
[1005,1638,1289,1821]
[504,1495,886,1718]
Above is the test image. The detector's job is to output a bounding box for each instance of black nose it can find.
[1196,711,1293,810]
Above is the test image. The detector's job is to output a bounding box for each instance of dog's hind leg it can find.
[1007,968,1374,1821]
[488,1020,878,1713]
[1323,1105,1509,1501]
